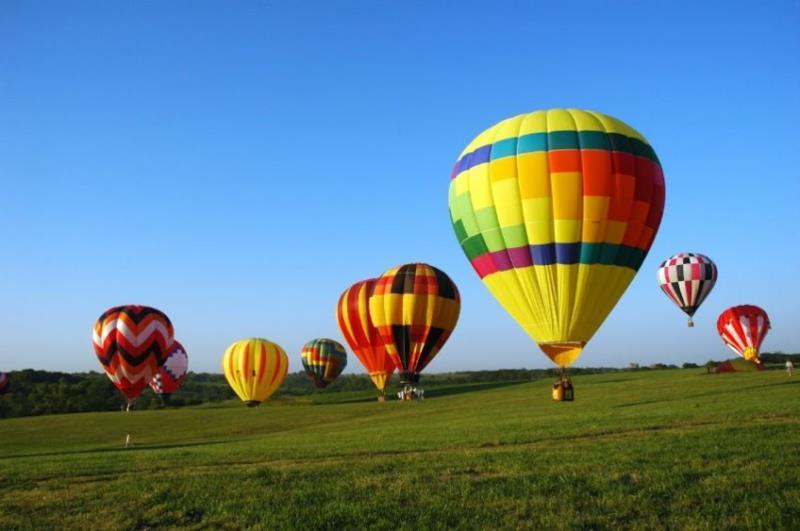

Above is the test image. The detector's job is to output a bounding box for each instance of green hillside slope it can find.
[1,370,798,529]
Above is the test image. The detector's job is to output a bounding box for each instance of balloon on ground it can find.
[149,340,189,401]
[448,108,665,368]
[92,305,174,410]
[337,278,396,398]
[368,263,460,385]
[223,338,288,406]
[657,252,717,327]
[717,305,770,363]
[301,338,347,389]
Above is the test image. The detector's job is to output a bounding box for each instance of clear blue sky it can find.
[1,1,798,373]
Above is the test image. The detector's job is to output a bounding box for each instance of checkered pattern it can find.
[92,305,174,402]
[337,279,396,393]
[149,340,189,398]
[657,252,717,318]
[717,305,770,362]
[368,263,460,383]
[301,338,347,389]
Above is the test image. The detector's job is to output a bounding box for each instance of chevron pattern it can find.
[92,305,174,401]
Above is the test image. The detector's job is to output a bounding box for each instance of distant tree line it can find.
[2,353,797,419]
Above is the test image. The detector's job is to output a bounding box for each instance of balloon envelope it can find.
[222,338,288,406]
[301,338,347,389]
[657,252,717,325]
[149,340,189,399]
[337,279,395,392]
[717,305,770,362]
[92,305,174,403]
[368,263,460,384]
[449,109,665,367]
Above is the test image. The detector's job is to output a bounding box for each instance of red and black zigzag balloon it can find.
[92,305,174,401]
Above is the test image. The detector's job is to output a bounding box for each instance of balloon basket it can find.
[398,385,424,401]
[552,376,574,402]
[377,395,386,403]
[245,401,260,408]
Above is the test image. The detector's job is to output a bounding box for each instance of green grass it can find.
[1,370,799,530]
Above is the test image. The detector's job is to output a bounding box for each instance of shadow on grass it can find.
[0,439,233,460]
[422,380,529,399]
[615,378,799,408]
[310,380,530,406]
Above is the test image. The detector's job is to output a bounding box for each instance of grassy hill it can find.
[1,369,799,529]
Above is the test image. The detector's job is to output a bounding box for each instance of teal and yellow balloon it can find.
[449,109,665,367]
[301,338,347,389]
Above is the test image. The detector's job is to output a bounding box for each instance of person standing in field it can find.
[786,360,794,376]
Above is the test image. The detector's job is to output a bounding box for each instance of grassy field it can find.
[1,369,798,530]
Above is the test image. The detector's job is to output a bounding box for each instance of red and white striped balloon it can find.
[717,305,770,362]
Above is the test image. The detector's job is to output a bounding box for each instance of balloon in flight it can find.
[337,278,396,396]
[657,252,717,326]
[92,305,174,408]
[222,338,288,406]
[368,263,460,384]
[448,109,665,367]
[717,305,770,363]
[301,338,347,389]
[149,340,189,400]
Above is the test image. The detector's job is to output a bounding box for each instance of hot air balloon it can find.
[300,338,347,389]
[92,305,174,410]
[448,109,664,398]
[368,263,460,397]
[337,279,396,400]
[657,252,717,327]
[0,372,8,396]
[222,338,288,406]
[149,340,189,401]
[717,305,770,363]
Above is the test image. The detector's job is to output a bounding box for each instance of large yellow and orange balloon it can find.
[449,109,665,367]
[368,263,460,384]
[337,279,396,396]
[222,338,288,407]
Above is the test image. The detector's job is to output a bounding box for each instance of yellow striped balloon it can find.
[222,338,288,407]
[449,109,665,367]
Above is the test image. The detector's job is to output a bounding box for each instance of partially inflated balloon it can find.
[0,372,8,396]
[717,305,770,363]
[301,338,347,389]
[337,279,396,395]
[449,109,665,367]
[92,305,174,407]
[368,263,460,384]
[223,338,288,406]
[149,340,189,400]
[657,252,717,327]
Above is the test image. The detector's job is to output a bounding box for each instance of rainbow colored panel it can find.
[448,109,665,367]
